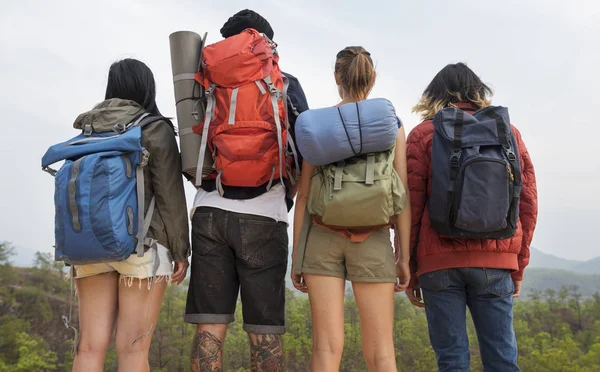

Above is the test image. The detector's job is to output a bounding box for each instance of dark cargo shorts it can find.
[185,207,289,334]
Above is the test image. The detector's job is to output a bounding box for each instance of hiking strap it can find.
[282,76,300,182]
[136,154,156,257]
[195,85,216,186]
[366,154,376,185]
[447,110,465,222]
[179,127,195,136]
[63,266,79,355]
[173,73,195,83]
[69,157,84,232]
[255,80,267,94]
[334,161,345,191]
[487,111,522,185]
[287,95,300,117]
[228,87,239,124]
[264,76,285,191]
[216,170,224,196]
[266,165,276,191]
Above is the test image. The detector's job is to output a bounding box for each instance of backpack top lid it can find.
[200,28,277,88]
[42,99,153,168]
[295,98,401,166]
[433,105,513,149]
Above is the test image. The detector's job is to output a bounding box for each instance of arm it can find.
[393,128,411,288]
[405,127,429,289]
[512,127,538,282]
[146,123,191,263]
[292,160,315,256]
[291,160,315,292]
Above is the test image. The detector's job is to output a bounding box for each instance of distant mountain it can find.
[529,247,600,274]
[521,268,600,298]
[575,257,600,275]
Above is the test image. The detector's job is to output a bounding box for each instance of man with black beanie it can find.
[185,9,309,372]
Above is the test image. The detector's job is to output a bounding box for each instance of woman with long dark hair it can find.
[70,58,190,372]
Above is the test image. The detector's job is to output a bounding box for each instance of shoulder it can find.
[282,71,306,94]
[407,120,434,143]
[282,71,299,83]
[141,118,177,147]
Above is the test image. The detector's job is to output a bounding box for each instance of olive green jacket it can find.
[73,99,190,261]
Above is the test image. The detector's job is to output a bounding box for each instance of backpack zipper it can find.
[506,162,514,182]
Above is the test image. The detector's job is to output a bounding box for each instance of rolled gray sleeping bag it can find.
[169,31,213,180]
[295,98,401,166]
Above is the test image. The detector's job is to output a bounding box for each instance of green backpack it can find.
[307,146,407,228]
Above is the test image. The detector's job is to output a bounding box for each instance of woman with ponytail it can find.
[291,47,410,371]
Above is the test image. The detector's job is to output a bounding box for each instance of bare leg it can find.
[72,273,118,372]
[304,274,346,372]
[115,277,167,372]
[352,282,397,372]
[248,333,284,371]
[191,324,228,372]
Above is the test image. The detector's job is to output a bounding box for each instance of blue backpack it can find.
[429,106,522,239]
[41,114,165,265]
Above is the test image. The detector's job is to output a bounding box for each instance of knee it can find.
[77,337,111,358]
[115,327,152,356]
[364,353,396,371]
[312,335,344,359]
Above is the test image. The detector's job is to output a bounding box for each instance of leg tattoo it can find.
[249,334,284,372]
[191,331,223,372]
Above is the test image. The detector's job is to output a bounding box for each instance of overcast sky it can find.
[1,0,598,265]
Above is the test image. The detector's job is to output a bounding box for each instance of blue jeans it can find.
[419,268,519,372]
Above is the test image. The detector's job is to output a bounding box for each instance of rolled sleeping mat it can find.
[169,30,213,181]
[295,98,401,166]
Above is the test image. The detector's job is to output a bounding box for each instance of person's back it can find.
[292,46,411,372]
[43,58,190,372]
[406,62,538,372]
[184,9,308,372]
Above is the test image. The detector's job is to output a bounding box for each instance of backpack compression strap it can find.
[130,113,166,256]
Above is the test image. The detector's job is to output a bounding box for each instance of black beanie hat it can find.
[220,9,274,40]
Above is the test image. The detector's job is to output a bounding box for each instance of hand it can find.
[172,260,189,285]
[290,264,307,293]
[513,280,522,298]
[395,262,410,292]
[406,286,425,308]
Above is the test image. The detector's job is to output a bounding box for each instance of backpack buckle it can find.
[504,147,516,161]
[450,151,462,166]
[113,123,127,134]
[141,150,150,167]
[83,123,93,136]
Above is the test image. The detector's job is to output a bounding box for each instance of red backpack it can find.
[192,28,298,193]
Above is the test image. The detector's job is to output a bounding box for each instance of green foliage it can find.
[0,247,599,371]
[0,241,16,264]
[0,333,58,372]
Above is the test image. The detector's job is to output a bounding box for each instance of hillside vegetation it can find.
[1,242,599,371]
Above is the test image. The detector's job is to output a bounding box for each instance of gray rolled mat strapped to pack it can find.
[169,30,213,181]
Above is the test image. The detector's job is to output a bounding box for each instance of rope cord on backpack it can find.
[338,103,363,156]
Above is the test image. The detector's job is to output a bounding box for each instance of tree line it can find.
[0,242,599,371]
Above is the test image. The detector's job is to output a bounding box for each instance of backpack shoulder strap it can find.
[136,114,169,128]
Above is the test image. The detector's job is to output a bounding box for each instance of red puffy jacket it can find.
[406,105,538,288]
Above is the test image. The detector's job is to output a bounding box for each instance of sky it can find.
[0,0,598,265]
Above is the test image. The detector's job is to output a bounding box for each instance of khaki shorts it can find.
[300,224,396,283]
[73,243,173,288]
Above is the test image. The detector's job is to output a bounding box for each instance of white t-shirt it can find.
[192,184,289,224]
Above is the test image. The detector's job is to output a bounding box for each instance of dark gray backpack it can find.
[429,106,522,239]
